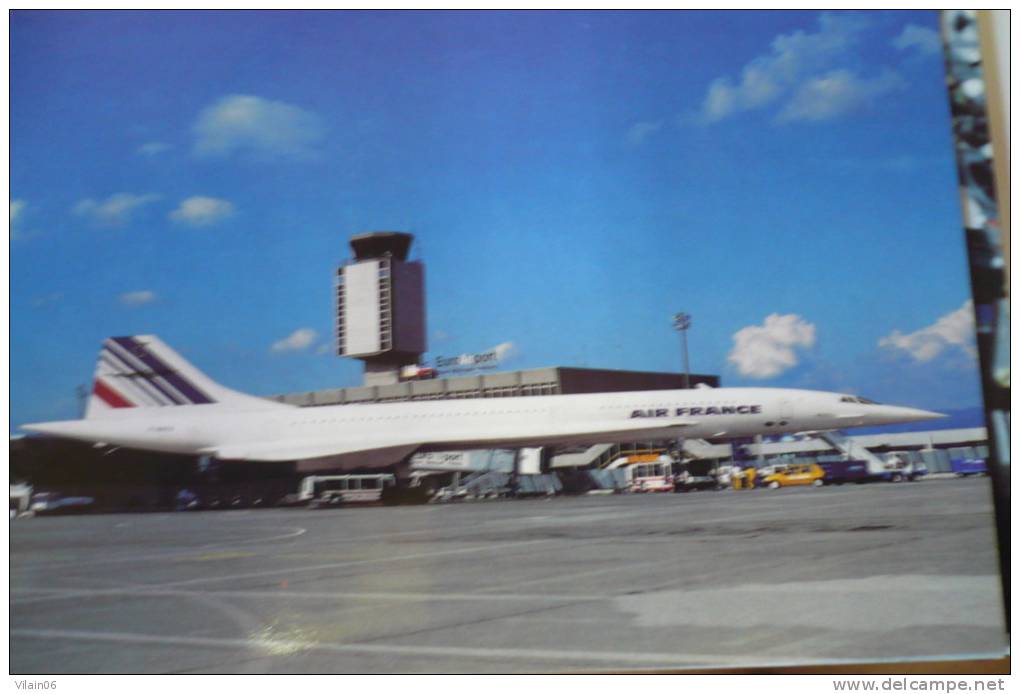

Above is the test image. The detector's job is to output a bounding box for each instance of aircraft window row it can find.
[292,385,561,405]
[483,386,518,398]
[470,384,558,397]
[290,408,549,425]
[612,403,723,409]
[445,391,481,399]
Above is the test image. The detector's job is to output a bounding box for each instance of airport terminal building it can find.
[269,366,718,407]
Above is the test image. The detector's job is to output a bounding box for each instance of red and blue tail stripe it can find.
[109,336,214,405]
[91,336,215,410]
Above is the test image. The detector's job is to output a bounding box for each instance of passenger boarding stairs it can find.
[455,469,512,498]
[681,438,729,460]
[818,431,888,475]
[552,438,725,471]
[551,443,616,470]
[436,467,563,500]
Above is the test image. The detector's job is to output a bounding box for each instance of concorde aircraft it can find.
[21,336,943,466]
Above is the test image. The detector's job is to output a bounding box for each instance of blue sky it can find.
[10,10,984,429]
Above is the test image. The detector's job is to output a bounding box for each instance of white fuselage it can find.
[23,387,943,463]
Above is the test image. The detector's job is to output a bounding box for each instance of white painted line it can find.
[13,514,521,573]
[158,537,560,589]
[11,586,610,604]
[235,526,308,544]
[11,537,563,604]
[474,556,678,593]
[9,627,747,667]
[15,525,310,571]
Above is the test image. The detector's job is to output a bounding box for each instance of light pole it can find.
[672,312,691,389]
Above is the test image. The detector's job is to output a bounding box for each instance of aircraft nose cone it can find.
[881,406,947,424]
[907,407,948,421]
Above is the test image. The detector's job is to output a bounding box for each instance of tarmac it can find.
[9,477,1009,673]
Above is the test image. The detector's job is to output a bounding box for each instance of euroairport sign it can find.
[434,343,514,374]
[409,451,473,471]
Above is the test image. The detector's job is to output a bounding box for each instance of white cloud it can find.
[879,301,976,362]
[119,290,157,307]
[626,120,663,146]
[73,193,160,227]
[136,141,171,157]
[491,342,517,361]
[193,94,325,158]
[728,314,817,378]
[32,292,64,308]
[696,13,891,124]
[701,80,740,123]
[10,199,25,239]
[271,328,319,354]
[776,69,905,123]
[893,24,942,57]
[169,196,235,226]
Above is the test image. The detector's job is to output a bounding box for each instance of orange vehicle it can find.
[759,463,825,489]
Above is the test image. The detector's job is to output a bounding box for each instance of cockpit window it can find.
[839,395,880,404]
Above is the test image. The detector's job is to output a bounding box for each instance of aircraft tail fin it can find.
[86,335,286,418]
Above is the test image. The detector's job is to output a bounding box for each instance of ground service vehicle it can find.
[818,459,927,484]
[760,463,825,489]
[950,458,987,476]
[628,461,674,493]
[299,474,396,506]
[29,492,96,515]
[817,460,871,485]
[673,460,721,492]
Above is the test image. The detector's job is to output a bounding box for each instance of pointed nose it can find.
[878,406,947,425]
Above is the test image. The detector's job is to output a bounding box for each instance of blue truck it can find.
[950,458,988,476]
[818,460,927,485]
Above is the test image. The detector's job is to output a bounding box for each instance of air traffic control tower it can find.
[336,231,426,386]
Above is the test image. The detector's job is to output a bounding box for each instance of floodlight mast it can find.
[672,312,691,389]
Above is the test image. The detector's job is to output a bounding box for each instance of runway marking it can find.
[10,538,564,604]
[9,626,753,668]
[500,616,628,625]
[473,556,679,593]
[158,537,561,589]
[11,585,611,604]
[14,525,309,571]
[180,551,258,562]
[232,526,307,544]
